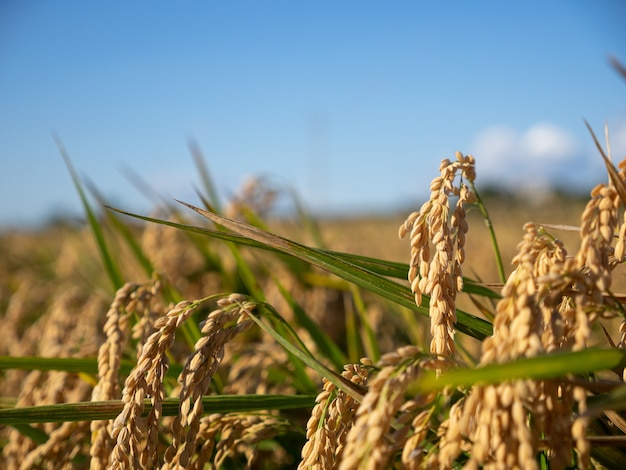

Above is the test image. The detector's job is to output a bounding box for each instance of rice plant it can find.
[2,97,626,468]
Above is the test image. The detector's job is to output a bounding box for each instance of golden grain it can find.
[90,283,140,468]
[109,299,198,469]
[163,294,255,468]
[338,365,419,470]
[299,363,369,470]
[399,152,476,357]
[5,147,626,468]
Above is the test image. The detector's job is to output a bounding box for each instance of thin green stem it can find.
[470,181,506,284]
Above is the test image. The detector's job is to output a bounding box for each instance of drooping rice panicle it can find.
[299,362,369,469]
[6,129,626,469]
[436,153,626,469]
[3,286,98,468]
[337,345,439,470]
[163,294,255,468]
[189,413,287,469]
[2,371,46,467]
[90,281,162,469]
[565,162,626,467]
[443,223,572,467]
[109,299,199,469]
[399,151,476,358]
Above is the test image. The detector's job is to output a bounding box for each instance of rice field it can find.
[2,140,626,469]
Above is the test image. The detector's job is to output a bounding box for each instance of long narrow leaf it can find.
[85,178,156,279]
[585,120,626,205]
[175,201,493,340]
[10,424,50,444]
[109,205,494,339]
[272,277,347,369]
[350,284,381,362]
[610,55,626,82]
[414,348,626,393]
[0,394,316,425]
[249,303,365,402]
[0,356,184,379]
[189,139,222,213]
[588,383,626,416]
[57,136,124,290]
[109,206,499,296]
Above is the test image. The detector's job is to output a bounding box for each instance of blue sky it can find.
[1,1,626,227]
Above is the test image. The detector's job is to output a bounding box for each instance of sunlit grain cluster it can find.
[2,122,626,468]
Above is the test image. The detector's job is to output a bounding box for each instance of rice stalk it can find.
[298,362,369,469]
[5,105,626,468]
[399,151,476,357]
[163,294,255,468]
[90,281,162,469]
[109,299,202,469]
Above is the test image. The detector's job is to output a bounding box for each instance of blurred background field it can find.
[2,183,621,386]
[0,188,598,324]
[5,172,626,466]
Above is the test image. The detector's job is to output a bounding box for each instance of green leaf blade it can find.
[0,394,316,425]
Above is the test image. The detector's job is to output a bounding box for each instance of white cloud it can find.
[474,122,578,166]
[523,123,577,161]
[471,122,604,192]
[473,126,519,164]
